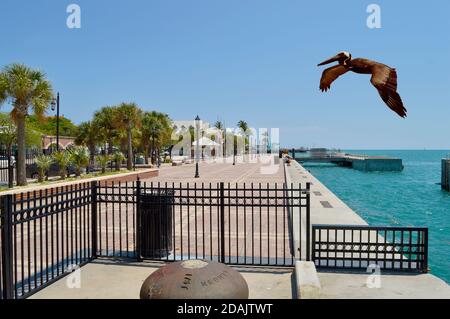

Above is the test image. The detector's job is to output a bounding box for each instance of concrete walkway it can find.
[30,259,294,299]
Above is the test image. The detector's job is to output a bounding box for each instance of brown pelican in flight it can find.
[318,52,407,118]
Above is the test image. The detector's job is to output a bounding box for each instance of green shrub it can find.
[112,152,125,171]
[52,151,71,179]
[35,155,53,182]
[96,154,111,174]
[69,146,90,177]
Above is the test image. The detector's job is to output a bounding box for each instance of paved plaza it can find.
[147,156,285,185]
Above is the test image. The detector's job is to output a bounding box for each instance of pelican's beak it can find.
[317,54,341,66]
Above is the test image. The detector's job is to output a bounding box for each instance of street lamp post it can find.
[51,92,60,152]
[195,115,200,178]
[232,133,236,166]
[233,139,236,166]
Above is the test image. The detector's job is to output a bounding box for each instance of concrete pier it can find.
[442,159,450,191]
[294,152,403,172]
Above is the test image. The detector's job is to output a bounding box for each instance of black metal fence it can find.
[312,225,428,272]
[95,181,310,266]
[0,179,310,299]
[0,147,43,187]
[1,183,95,299]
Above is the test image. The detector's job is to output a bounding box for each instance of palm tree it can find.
[141,111,172,165]
[214,120,223,130]
[214,120,225,156]
[237,120,251,154]
[0,64,53,185]
[141,112,160,164]
[93,106,117,154]
[112,151,125,171]
[52,151,71,179]
[35,155,53,182]
[69,146,90,177]
[237,120,249,155]
[75,121,98,165]
[96,154,111,174]
[113,103,142,170]
[237,120,249,135]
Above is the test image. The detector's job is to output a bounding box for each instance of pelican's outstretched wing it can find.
[370,66,407,118]
[319,65,349,92]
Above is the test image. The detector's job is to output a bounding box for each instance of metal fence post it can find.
[1,195,14,299]
[91,181,98,259]
[7,151,13,189]
[423,228,429,273]
[136,178,142,261]
[14,149,18,186]
[306,182,311,261]
[311,225,316,265]
[219,182,225,264]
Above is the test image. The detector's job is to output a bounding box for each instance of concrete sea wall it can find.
[351,158,404,172]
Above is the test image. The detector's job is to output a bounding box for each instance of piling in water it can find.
[442,159,450,191]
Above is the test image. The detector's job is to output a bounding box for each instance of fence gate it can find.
[96,181,310,267]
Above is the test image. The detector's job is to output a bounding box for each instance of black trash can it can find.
[139,189,174,258]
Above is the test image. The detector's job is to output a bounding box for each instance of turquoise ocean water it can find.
[303,150,450,283]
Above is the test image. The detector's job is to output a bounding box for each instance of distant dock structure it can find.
[290,148,403,172]
[442,159,450,191]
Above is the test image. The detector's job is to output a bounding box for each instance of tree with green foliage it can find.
[93,106,117,154]
[75,121,98,164]
[0,64,54,185]
[0,113,42,151]
[141,111,172,164]
[27,115,78,137]
[113,103,142,170]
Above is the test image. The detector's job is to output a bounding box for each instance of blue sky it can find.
[1,0,449,149]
